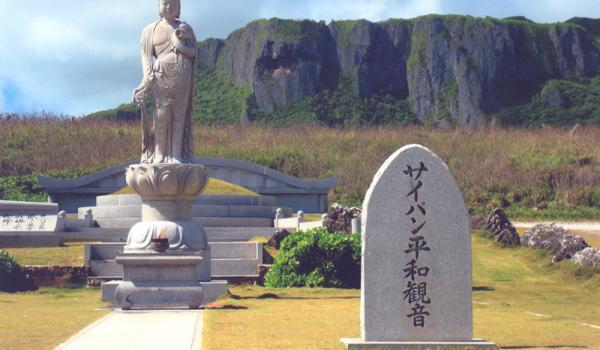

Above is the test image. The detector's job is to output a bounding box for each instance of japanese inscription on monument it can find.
[0,214,50,232]
[0,201,59,233]
[402,162,431,328]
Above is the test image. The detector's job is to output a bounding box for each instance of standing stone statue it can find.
[133,0,196,164]
[108,0,228,310]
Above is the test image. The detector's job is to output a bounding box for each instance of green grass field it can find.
[203,231,600,350]
[0,288,110,350]
[114,177,257,196]
[4,242,87,266]
[1,231,599,350]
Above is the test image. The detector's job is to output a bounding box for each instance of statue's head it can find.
[159,0,180,20]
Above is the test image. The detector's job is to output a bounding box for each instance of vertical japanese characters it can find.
[402,162,431,328]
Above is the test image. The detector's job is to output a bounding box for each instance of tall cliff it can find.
[197,15,600,126]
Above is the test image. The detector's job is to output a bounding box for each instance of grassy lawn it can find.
[0,288,110,350]
[203,231,600,350]
[114,177,257,196]
[4,242,87,266]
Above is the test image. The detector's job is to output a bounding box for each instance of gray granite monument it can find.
[342,144,495,349]
[108,0,227,309]
[0,200,63,247]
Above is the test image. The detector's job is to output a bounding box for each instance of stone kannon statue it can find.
[133,0,197,164]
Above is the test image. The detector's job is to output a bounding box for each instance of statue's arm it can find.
[172,23,196,59]
[133,24,155,103]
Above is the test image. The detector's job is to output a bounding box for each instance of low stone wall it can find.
[23,265,89,287]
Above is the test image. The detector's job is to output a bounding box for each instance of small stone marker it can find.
[342,145,495,349]
[0,200,59,233]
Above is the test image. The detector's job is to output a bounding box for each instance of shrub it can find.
[264,227,361,288]
[0,250,37,292]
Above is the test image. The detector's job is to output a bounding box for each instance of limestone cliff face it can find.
[198,16,599,126]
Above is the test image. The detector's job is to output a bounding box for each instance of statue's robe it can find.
[139,19,196,164]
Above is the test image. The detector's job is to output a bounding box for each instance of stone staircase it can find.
[79,194,291,229]
[63,226,276,242]
[86,241,265,284]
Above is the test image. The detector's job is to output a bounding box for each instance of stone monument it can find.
[341,145,495,349]
[109,0,227,309]
[0,200,63,248]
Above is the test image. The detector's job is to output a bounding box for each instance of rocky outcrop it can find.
[324,203,361,234]
[522,223,589,263]
[572,247,600,266]
[265,229,293,249]
[197,16,599,126]
[484,208,521,246]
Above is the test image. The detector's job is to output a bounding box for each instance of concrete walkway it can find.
[54,310,203,350]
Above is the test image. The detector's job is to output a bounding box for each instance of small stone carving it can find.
[572,247,600,267]
[325,203,361,233]
[265,229,292,249]
[484,208,521,246]
[522,223,589,263]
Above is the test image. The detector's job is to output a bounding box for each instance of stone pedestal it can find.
[115,252,205,309]
[340,339,497,350]
[106,163,228,309]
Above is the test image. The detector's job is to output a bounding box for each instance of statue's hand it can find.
[171,31,184,50]
[133,84,148,104]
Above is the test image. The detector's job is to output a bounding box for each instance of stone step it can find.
[89,259,121,277]
[212,258,260,277]
[62,228,128,242]
[86,242,263,260]
[95,217,273,229]
[95,194,277,207]
[211,242,262,259]
[87,242,263,278]
[65,227,275,243]
[89,258,262,279]
[64,218,92,229]
[88,205,290,219]
[85,243,125,260]
[0,233,62,248]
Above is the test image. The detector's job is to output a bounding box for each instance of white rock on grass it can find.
[572,247,600,267]
[522,223,589,263]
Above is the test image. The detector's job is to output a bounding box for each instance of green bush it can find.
[0,169,95,202]
[0,250,37,293]
[264,227,361,288]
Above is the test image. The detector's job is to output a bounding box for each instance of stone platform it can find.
[79,194,292,228]
[87,241,263,283]
[341,338,497,349]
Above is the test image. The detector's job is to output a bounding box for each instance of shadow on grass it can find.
[501,346,587,349]
[229,293,359,300]
[473,286,495,292]
[206,304,248,310]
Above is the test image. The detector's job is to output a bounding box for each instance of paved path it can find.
[54,310,203,350]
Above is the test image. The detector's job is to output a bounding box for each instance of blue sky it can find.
[1,0,599,115]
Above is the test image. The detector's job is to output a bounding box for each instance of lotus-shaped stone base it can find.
[126,163,208,200]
